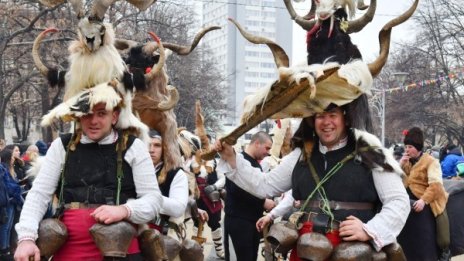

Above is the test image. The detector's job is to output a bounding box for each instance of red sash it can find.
[196,177,222,214]
[52,208,139,261]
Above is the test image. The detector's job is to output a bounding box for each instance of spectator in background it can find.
[4,145,26,182]
[0,149,24,260]
[21,145,39,168]
[34,140,48,157]
[430,145,441,160]
[440,144,463,179]
[0,139,6,151]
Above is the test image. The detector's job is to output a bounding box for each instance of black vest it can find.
[56,133,136,205]
[291,134,380,223]
[156,164,182,197]
[225,152,265,222]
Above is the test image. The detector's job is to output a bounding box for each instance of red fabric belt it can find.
[52,208,139,261]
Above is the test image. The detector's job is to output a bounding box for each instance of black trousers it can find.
[224,215,261,261]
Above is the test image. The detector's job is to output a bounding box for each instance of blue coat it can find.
[441,149,464,178]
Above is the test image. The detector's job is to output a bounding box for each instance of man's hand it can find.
[204,185,217,195]
[198,209,209,223]
[263,198,276,212]
[213,140,236,168]
[256,215,272,232]
[339,215,371,242]
[91,205,129,224]
[14,240,41,261]
[412,199,426,212]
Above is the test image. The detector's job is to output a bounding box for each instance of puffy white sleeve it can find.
[216,149,301,198]
[269,190,295,219]
[363,168,410,251]
[160,169,189,218]
[15,138,66,241]
[124,138,163,224]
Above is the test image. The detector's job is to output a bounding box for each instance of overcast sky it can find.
[291,0,419,64]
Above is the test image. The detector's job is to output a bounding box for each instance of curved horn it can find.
[144,32,166,82]
[68,0,84,18]
[114,38,139,55]
[32,28,59,76]
[302,0,317,20]
[357,0,369,10]
[346,0,376,34]
[156,85,179,111]
[163,26,221,55]
[228,18,289,68]
[195,100,210,151]
[283,0,318,31]
[368,0,419,77]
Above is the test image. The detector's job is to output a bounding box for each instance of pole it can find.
[381,89,385,146]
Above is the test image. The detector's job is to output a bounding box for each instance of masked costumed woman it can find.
[14,83,162,261]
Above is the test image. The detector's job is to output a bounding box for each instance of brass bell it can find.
[89,221,136,257]
[330,241,373,261]
[266,221,299,253]
[36,218,68,258]
[179,239,204,261]
[207,190,220,202]
[138,229,166,261]
[160,234,182,260]
[297,232,333,261]
[382,242,407,261]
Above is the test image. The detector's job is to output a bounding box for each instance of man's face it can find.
[254,139,273,161]
[80,103,119,141]
[405,144,420,159]
[314,107,347,149]
[149,137,163,165]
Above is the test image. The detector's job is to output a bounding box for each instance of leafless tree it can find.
[373,0,464,148]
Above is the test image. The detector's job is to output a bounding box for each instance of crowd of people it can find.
[0,139,48,260]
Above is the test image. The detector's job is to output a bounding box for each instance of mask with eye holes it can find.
[77,17,110,52]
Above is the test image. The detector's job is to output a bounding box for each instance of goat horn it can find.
[346,0,376,34]
[357,0,369,10]
[283,0,318,31]
[163,26,221,55]
[32,28,59,77]
[144,32,166,82]
[195,100,210,151]
[228,18,289,68]
[91,0,118,20]
[368,0,418,77]
[114,38,139,55]
[156,85,179,111]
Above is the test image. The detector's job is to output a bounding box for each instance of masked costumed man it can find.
[189,101,226,259]
[398,127,450,261]
[14,82,162,261]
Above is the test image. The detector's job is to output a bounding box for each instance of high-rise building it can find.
[202,1,293,127]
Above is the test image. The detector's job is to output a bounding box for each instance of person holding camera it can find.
[398,127,450,261]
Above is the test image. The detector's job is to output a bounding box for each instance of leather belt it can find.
[64,202,102,209]
[307,200,374,211]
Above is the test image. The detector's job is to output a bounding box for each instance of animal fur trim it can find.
[352,129,403,176]
[240,60,372,122]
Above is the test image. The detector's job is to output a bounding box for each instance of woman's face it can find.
[12,146,20,159]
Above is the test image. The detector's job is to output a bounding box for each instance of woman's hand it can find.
[339,215,371,242]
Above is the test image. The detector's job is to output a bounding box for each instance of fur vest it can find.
[402,153,448,216]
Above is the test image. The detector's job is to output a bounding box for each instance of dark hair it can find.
[0,149,14,168]
[250,131,272,144]
[148,129,162,139]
